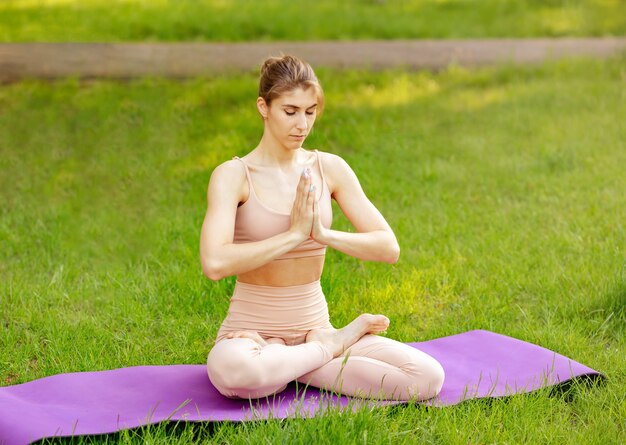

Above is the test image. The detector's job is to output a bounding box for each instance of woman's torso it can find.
[233,149,332,287]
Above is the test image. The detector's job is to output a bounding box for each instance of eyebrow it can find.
[282,104,318,110]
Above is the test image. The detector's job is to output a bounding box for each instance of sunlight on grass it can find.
[444,86,509,112]
[369,267,461,336]
[171,135,232,176]
[540,7,585,35]
[338,73,441,108]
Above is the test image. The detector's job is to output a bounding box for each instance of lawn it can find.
[1,56,625,443]
[1,0,625,42]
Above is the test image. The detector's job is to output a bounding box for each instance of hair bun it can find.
[260,55,284,76]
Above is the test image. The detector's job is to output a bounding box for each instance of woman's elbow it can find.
[381,240,400,264]
[387,244,400,264]
[204,269,224,282]
[201,257,226,281]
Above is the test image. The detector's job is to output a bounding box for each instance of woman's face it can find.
[258,87,318,150]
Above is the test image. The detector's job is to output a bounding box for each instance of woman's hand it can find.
[289,168,315,241]
[311,193,329,244]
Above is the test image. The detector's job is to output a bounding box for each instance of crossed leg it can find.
[297,334,445,401]
[207,314,390,399]
[207,336,332,399]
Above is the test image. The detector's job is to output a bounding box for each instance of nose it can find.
[295,112,308,131]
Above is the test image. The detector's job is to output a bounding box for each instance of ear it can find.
[256,97,269,120]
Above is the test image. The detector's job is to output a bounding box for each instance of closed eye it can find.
[285,111,315,116]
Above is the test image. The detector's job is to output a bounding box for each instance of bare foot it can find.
[225,330,268,347]
[305,314,390,357]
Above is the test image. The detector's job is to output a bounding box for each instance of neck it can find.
[255,132,302,167]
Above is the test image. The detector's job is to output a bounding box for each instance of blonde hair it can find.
[258,55,325,115]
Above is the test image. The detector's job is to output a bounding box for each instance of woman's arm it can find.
[200,161,315,281]
[311,153,400,263]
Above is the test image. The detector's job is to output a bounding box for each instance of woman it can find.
[200,55,444,401]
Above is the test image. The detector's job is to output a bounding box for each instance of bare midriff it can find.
[236,255,325,287]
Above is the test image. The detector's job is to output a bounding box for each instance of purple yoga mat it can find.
[0,330,603,445]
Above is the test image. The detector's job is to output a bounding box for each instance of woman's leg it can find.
[207,314,392,399]
[296,334,445,401]
[207,336,332,399]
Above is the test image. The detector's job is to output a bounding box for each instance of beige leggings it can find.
[206,280,445,401]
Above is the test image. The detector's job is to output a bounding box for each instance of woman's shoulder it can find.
[212,157,247,178]
[208,158,248,198]
[208,157,250,204]
[312,149,352,175]
[311,149,345,168]
[310,149,355,194]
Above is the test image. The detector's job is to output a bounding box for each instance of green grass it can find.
[1,56,625,443]
[1,0,626,42]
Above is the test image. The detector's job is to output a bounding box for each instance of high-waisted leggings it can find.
[206,280,445,401]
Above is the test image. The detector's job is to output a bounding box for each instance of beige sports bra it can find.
[232,149,333,260]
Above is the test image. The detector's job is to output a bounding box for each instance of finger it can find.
[312,193,317,211]
[301,172,313,207]
[304,168,312,194]
[301,167,310,182]
[296,169,306,195]
[311,196,319,233]
[296,168,311,203]
[297,169,310,203]
[307,184,316,207]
